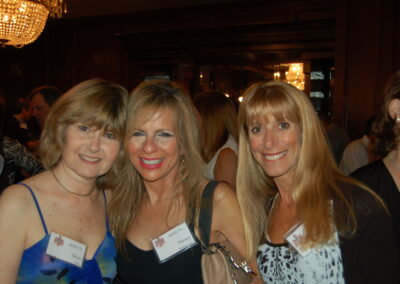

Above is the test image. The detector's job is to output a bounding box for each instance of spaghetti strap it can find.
[102,190,110,231]
[18,183,49,235]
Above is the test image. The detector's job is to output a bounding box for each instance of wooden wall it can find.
[0,0,399,138]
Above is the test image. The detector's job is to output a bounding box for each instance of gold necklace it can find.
[51,170,96,197]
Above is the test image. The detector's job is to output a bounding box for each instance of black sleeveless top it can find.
[114,233,203,284]
[113,181,220,284]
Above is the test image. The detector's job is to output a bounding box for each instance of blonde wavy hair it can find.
[109,80,206,249]
[39,78,128,190]
[237,81,379,260]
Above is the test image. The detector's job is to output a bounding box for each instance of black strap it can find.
[198,180,219,247]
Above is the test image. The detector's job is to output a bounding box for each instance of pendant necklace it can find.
[51,170,96,197]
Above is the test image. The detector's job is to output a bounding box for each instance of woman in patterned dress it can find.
[236,81,399,284]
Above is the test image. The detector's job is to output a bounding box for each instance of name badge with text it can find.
[151,222,197,263]
[46,232,87,267]
[284,223,312,258]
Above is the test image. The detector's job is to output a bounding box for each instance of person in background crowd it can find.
[237,81,399,284]
[193,91,238,190]
[352,70,400,259]
[0,99,43,186]
[29,85,61,131]
[319,112,350,165]
[109,80,249,284]
[5,97,33,147]
[0,79,128,283]
[28,85,61,153]
[340,115,377,175]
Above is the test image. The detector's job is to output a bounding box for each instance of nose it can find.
[143,137,157,153]
[263,129,276,149]
[88,132,101,152]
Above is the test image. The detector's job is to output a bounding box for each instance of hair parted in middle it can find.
[236,80,374,260]
[39,78,128,190]
[109,80,206,249]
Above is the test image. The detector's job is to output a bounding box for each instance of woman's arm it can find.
[0,185,30,282]
[209,182,261,280]
[213,148,237,190]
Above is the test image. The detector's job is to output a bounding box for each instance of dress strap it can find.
[18,183,49,235]
[102,190,110,231]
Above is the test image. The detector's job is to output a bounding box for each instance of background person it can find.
[193,91,238,189]
[109,80,249,284]
[237,81,399,284]
[352,70,400,258]
[0,79,128,283]
[339,115,377,175]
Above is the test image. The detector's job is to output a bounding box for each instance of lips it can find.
[263,151,287,161]
[140,158,163,169]
[79,154,101,162]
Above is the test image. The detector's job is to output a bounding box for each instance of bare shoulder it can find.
[0,183,34,228]
[212,182,236,203]
[218,147,237,160]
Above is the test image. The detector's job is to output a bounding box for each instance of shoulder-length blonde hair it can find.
[237,81,374,260]
[193,91,238,162]
[39,78,128,190]
[109,80,205,249]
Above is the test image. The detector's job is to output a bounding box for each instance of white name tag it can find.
[151,222,197,263]
[46,232,87,267]
[284,223,312,257]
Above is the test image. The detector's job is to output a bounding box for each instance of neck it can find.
[144,183,183,205]
[51,167,97,197]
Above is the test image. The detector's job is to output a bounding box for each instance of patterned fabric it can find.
[3,136,44,184]
[257,238,345,284]
[17,183,117,284]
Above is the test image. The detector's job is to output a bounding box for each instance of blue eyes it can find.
[132,130,174,137]
[78,124,116,139]
[78,125,89,132]
[132,131,145,137]
[249,122,290,133]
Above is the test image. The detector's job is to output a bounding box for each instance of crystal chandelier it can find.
[0,0,66,47]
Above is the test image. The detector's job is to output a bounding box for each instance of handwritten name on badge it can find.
[285,223,312,258]
[46,232,87,267]
[151,222,197,263]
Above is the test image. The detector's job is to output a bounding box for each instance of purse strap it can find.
[198,180,219,247]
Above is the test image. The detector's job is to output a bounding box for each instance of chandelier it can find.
[0,0,66,47]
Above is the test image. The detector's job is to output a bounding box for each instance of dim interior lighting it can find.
[224,93,230,98]
[238,96,243,103]
[0,0,66,47]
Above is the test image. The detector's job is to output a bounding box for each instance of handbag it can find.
[198,181,254,284]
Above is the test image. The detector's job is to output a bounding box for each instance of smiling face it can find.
[59,123,121,182]
[248,114,301,186]
[126,107,181,187]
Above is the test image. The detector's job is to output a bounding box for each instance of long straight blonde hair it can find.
[108,80,206,249]
[237,81,380,260]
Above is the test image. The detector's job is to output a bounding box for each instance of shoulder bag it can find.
[198,181,254,284]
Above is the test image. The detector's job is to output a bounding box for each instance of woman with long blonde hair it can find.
[237,81,399,283]
[109,80,247,284]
